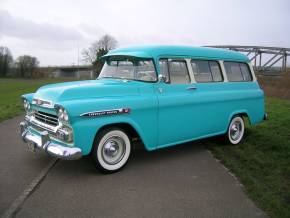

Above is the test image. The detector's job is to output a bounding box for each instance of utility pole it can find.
[77,43,80,79]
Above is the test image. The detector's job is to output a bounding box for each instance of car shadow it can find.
[52,139,209,176]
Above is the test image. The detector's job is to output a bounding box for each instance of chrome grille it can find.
[34,111,58,127]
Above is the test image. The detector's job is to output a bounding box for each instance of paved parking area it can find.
[0,116,267,218]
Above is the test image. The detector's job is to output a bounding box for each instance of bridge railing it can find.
[207,45,290,73]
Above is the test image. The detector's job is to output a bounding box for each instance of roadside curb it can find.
[1,158,58,218]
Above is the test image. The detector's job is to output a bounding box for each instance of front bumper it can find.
[20,121,82,160]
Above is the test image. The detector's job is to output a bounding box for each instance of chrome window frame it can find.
[219,60,229,82]
[248,62,257,81]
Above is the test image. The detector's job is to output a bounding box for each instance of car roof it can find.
[102,45,249,62]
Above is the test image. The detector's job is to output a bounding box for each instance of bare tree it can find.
[15,55,39,78]
[82,34,118,65]
[0,46,13,77]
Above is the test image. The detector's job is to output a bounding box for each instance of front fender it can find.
[58,95,158,155]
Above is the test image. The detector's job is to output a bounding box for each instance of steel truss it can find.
[207,45,290,73]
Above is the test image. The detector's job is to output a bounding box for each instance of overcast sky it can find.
[0,0,289,66]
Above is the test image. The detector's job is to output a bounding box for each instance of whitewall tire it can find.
[227,116,245,145]
[92,128,131,173]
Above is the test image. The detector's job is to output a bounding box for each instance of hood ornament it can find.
[32,98,53,108]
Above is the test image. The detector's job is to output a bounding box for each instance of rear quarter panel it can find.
[194,81,265,134]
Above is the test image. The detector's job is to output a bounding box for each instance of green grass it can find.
[206,97,290,218]
[0,78,76,122]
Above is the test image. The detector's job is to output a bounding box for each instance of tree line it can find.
[0,47,39,78]
[0,34,117,78]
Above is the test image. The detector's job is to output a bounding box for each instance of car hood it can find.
[33,79,142,103]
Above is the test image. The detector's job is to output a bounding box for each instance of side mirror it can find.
[158,74,167,83]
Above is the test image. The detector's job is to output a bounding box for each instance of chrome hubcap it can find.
[230,121,242,141]
[104,141,119,156]
[102,136,126,165]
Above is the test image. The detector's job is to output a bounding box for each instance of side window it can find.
[158,59,170,83]
[136,60,156,82]
[191,60,212,83]
[209,61,223,82]
[224,62,252,82]
[168,60,190,84]
[239,63,252,81]
[191,60,223,83]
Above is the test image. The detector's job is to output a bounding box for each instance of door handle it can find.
[186,86,197,90]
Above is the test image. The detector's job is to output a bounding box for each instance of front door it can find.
[156,58,200,148]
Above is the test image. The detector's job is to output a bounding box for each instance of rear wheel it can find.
[92,127,131,173]
[226,116,245,145]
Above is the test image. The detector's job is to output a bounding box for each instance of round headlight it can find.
[63,110,69,121]
[23,99,30,111]
[57,108,69,122]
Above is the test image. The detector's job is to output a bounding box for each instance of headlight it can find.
[56,126,73,143]
[56,106,69,122]
[23,99,31,111]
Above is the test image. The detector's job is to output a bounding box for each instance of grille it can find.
[34,111,59,127]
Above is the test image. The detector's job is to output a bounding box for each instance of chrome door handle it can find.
[186,86,197,90]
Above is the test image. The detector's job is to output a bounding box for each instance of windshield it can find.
[98,58,157,82]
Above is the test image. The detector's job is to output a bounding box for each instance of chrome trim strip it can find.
[80,108,131,117]
[219,60,229,82]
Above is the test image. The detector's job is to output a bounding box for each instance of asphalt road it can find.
[0,115,267,218]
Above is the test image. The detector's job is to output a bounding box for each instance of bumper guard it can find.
[20,121,82,160]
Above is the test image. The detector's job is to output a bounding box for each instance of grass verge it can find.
[205,97,290,218]
[0,78,76,122]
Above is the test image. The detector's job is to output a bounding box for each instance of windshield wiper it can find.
[99,76,116,79]
[100,76,132,80]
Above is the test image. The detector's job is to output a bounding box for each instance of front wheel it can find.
[226,116,245,145]
[92,127,131,173]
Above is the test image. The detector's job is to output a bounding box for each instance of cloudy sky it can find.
[0,0,289,66]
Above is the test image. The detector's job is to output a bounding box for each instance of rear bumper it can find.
[20,121,82,160]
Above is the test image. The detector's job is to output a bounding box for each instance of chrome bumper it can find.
[20,121,82,160]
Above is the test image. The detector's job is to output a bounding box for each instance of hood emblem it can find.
[32,98,53,108]
[81,108,131,117]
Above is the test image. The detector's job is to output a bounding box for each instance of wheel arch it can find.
[228,110,251,127]
[90,121,148,154]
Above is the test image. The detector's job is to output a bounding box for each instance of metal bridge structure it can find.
[207,45,290,73]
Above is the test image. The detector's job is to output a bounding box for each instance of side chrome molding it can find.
[80,108,131,118]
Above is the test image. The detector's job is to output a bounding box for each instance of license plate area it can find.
[27,142,36,153]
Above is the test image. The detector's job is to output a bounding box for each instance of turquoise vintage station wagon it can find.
[20,46,266,172]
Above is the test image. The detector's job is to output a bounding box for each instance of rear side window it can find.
[191,60,223,83]
[168,60,190,84]
[239,63,252,81]
[224,62,252,82]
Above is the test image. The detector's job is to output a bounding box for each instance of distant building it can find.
[51,65,95,79]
